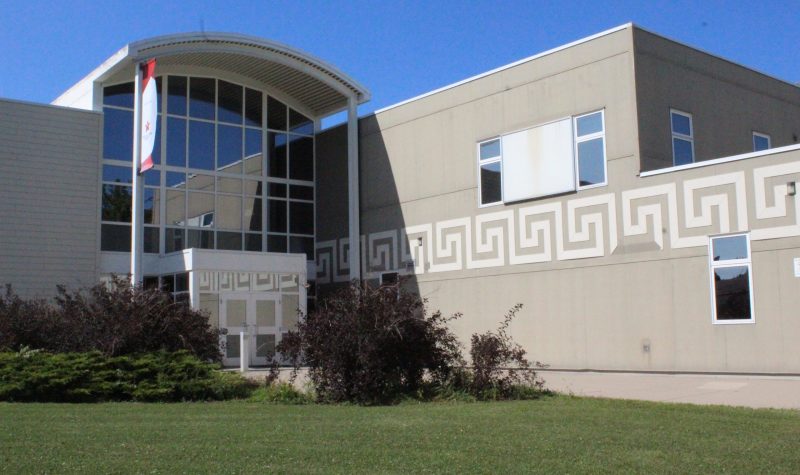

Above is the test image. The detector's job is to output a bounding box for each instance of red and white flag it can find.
[139,59,157,172]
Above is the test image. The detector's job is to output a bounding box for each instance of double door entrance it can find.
[220,293,283,367]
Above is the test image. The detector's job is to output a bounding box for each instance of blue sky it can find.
[1,0,798,115]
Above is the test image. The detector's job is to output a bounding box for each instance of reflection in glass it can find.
[217,124,243,173]
[225,335,240,358]
[480,162,501,204]
[144,188,160,224]
[268,200,287,233]
[165,228,185,253]
[175,272,189,292]
[671,113,691,136]
[217,231,242,251]
[217,80,243,124]
[290,201,314,235]
[166,172,186,188]
[144,168,160,186]
[187,229,214,249]
[577,112,603,136]
[267,234,287,253]
[167,76,187,116]
[189,120,215,170]
[245,233,262,251]
[290,236,314,259]
[268,182,287,197]
[267,96,287,130]
[189,77,215,120]
[217,177,242,194]
[268,133,287,178]
[290,185,313,201]
[673,138,693,165]
[714,266,752,320]
[101,224,130,252]
[166,189,186,225]
[289,109,313,135]
[712,235,748,262]
[244,197,262,232]
[753,134,770,152]
[245,129,262,175]
[479,139,500,160]
[217,195,243,230]
[103,108,133,161]
[102,185,132,222]
[103,82,134,108]
[243,180,261,196]
[144,226,159,254]
[187,173,214,192]
[103,165,131,184]
[166,117,187,167]
[289,136,314,181]
[245,88,263,127]
[255,334,276,358]
[187,192,215,227]
[577,138,605,186]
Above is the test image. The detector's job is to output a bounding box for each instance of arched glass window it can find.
[100,75,315,260]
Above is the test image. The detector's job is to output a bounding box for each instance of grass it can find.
[1,396,799,474]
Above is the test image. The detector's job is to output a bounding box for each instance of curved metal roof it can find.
[54,32,370,116]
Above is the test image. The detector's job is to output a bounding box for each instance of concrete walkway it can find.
[241,367,800,410]
[541,370,800,410]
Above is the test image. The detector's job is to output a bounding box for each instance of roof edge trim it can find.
[53,32,370,109]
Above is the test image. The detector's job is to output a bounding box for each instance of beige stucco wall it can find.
[316,25,800,374]
[634,27,800,172]
[411,148,800,374]
[0,99,102,297]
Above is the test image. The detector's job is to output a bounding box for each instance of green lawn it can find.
[1,396,798,474]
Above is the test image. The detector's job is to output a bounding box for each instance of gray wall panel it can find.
[633,27,800,172]
[0,99,101,297]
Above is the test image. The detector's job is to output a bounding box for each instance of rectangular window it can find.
[708,234,754,324]
[753,132,771,152]
[476,110,606,207]
[478,138,502,206]
[671,109,694,166]
[574,110,606,189]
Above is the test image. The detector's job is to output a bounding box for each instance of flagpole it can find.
[131,63,144,286]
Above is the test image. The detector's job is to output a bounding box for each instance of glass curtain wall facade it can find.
[100,76,315,259]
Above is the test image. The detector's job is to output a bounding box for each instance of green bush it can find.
[0,350,255,402]
[249,382,313,405]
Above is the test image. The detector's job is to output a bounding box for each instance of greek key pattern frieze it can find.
[315,162,800,283]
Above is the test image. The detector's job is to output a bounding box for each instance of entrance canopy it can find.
[53,32,370,117]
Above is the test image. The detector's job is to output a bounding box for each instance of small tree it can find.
[277,280,463,404]
[469,304,545,399]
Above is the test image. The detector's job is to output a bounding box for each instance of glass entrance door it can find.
[220,293,282,367]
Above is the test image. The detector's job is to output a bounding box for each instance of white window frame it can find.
[670,109,694,166]
[573,109,607,190]
[752,131,771,152]
[477,138,503,207]
[708,233,755,325]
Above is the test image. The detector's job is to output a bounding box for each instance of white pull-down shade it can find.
[501,118,576,203]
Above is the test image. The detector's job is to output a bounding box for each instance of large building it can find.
[2,24,800,373]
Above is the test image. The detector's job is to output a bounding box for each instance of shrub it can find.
[468,304,545,400]
[0,278,221,361]
[249,382,313,405]
[277,281,463,405]
[0,350,255,402]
